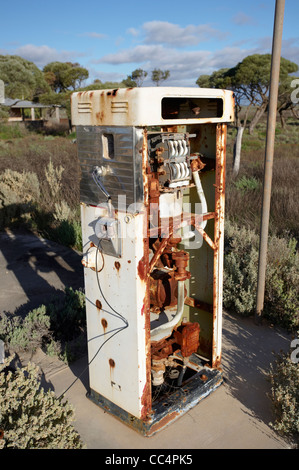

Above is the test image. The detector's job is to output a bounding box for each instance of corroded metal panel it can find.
[76,126,143,208]
[71,87,234,127]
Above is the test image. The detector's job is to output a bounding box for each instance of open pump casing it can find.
[71,87,234,436]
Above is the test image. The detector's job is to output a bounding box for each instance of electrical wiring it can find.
[58,242,128,400]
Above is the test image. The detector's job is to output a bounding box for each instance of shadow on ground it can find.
[221,311,292,426]
[0,228,84,317]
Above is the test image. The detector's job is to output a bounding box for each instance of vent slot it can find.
[78,101,92,113]
[111,101,128,113]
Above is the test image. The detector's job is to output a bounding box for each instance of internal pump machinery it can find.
[71,87,234,435]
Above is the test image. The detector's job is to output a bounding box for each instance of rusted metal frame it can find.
[212,123,226,368]
[192,220,216,251]
[148,212,216,251]
[184,296,213,313]
[140,127,152,420]
[148,229,174,275]
[148,211,215,238]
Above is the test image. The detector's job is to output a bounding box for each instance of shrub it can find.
[0,306,51,353]
[47,287,86,342]
[0,288,86,363]
[0,356,83,449]
[52,219,82,251]
[224,222,259,315]
[0,169,40,229]
[224,220,299,329]
[264,237,299,329]
[0,123,26,139]
[44,158,64,201]
[233,175,260,192]
[268,342,299,443]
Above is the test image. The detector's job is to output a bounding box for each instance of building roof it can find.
[2,98,60,108]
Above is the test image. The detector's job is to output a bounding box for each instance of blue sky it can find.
[1,0,298,87]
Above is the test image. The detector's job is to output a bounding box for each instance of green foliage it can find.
[0,122,26,139]
[43,61,89,93]
[151,68,170,86]
[47,287,86,342]
[44,158,64,200]
[4,306,51,353]
[122,68,148,87]
[196,54,299,131]
[0,356,83,448]
[0,105,9,121]
[224,222,259,315]
[196,68,231,89]
[264,237,299,329]
[268,344,299,442]
[52,219,82,251]
[224,220,299,329]
[233,175,260,192]
[0,168,40,229]
[0,140,82,250]
[0,55,50,100]
[0,288,86,363]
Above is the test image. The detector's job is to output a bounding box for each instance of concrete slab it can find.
[0,229,293,449]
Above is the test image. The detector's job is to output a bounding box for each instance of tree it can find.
[277,75,299,128]
[151,68,170,86]
[43,62,89,93]
[0,55,50,101]
[122,68,148,87]
[196,54,299,176]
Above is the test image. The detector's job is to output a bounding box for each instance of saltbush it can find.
[0,288,86,362]
[224,220,299,329]
[0,161,82,250]
[268,341,299,443]
[0,168,40,229]
[0,356,83,449]
[0,306,51,353]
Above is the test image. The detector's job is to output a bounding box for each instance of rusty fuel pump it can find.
[71,87,234,436]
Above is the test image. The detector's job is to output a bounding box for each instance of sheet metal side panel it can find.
[81,204,148,419]
[76,126,143,208]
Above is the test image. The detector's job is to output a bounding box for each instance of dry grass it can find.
[0,133,80,210]
[225,117,299,241]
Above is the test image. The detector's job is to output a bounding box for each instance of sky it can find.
[1,0,299,87]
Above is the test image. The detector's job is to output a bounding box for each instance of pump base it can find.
[87,356,223,437]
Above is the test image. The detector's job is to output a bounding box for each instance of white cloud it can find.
[142,21,227,47]
[127,27,139,37]
[232,12,256,26]
[14,44,85,67]
[254,36,299,66]
[97,43,252,87]
[79,32,107,39]
[88,67,125,83]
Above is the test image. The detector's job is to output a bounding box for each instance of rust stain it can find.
[212,123,227,368]
[149,411,180,435]
[96,111,104,122]
[137,256,147,281]
[96,299,102,310]
[109,358,115,368]
[101,318,108,332]
[114,261,121,271]
[140,381,151,420]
